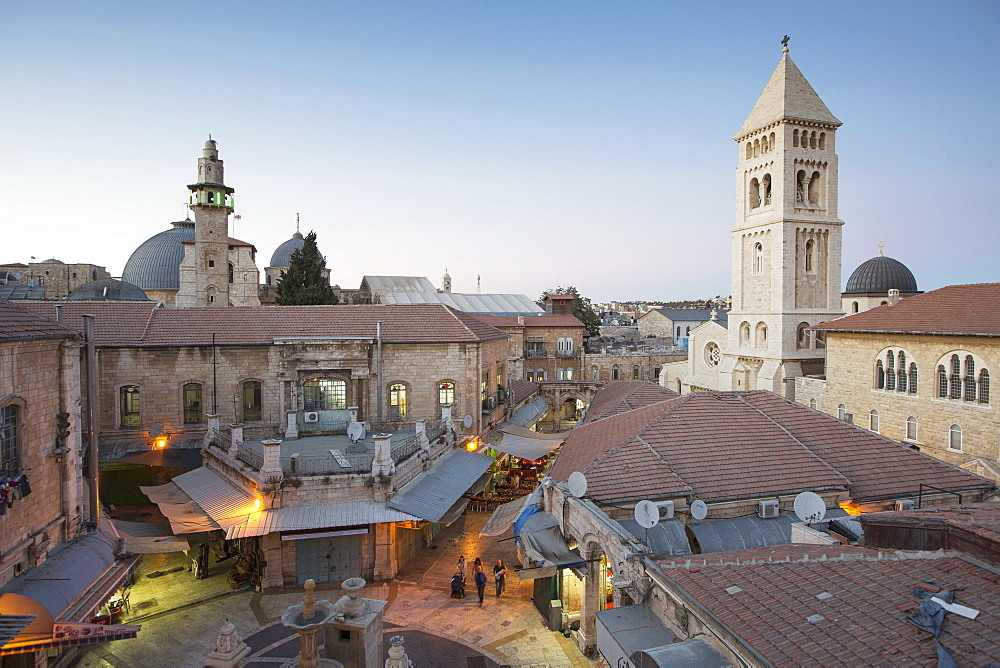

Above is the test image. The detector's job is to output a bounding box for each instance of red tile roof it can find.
[658,544,1000,666]
[508,379,539,407]
[862,502,1000,554]
[472,314,586,329]
[0,299,79,342]
[16,302,508,347]
[551,389,992,503]
[816,283,1000,336]
[582,381,681,424]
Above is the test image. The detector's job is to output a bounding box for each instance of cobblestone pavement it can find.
[74,511,600,667]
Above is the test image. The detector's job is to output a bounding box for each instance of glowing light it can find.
[465,440,479,452]
[838,501,863,516]
[155,438,167,449]
[253,498,262,510]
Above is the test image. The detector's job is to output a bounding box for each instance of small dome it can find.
[122,220,195,291]
[269,231,307,268]
[844,255,919,295]
[68,278,150,301]
[41,258,64,265]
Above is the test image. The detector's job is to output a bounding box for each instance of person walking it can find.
[474,565,487,605]
[473,556,482,572]
[493,559,507,598]
[457,555,467,581]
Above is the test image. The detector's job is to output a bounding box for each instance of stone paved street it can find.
[73,511,600,667]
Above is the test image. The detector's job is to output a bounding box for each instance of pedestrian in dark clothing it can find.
[493,559,507,598]
[474,565,487,605]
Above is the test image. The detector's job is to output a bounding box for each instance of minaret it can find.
[184,137,235,307]
[725,39,844,394]
[441,269,452,293]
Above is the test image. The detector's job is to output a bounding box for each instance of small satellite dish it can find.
[690,499,708,521]
[793,491,827,524]
[463,415,473,429]
[634,500,658,529]
[346,422,365,443]
[568,471,588,498]
[148,423,163,439]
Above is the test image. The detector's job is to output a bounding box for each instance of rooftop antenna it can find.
[690,499,708,521]
[296,213,300,234]
[568,471,588,499]
[793,491,827,526]
[634,499,658,552]
[476,275,481,294]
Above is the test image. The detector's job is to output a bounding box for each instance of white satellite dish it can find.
[634,500,658,529]
[567,471,588,498]
[690,499,708,521]
[463,415,473,429]
[793,491,827,524]
[148,423,163,439]
[346,422,365,443]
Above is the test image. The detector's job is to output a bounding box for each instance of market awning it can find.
[484,425,567,461]
[0,531,140,653]
[104,518,190,554]
[516,511,585,579]
[388,450,494,523]
[507,397,549,428]
[224,499,420,539]
[0,622,141,657]
[116,447,203,468]
[480,488,541,537]
[140,466,257,535]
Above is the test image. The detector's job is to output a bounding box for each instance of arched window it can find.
[949,355,961,399]
[266,274,272,285]
[438,381,455,406]
[869,409,880,433]
[808,171,821,205]
[819,132,826,150]
[632,365,640,380]
[745,142,752,159]
[852,301,859,313]
[937,365,948,397]
[809,398,818,410]
[566,368,574,380]
[755,322,767,348]
[796,170,807,204]
[797,323,811,350]
[948,424,962,452]
[526,371,534,382]
[753,138,759,157]
[242,381,262,422]
[739,322,751,346]
[749,178,761,209]
[676,326,682,338]
[980,369,991,404]
[905,416,918,441]
[228,263,234,284]
[591,366,600,381]
[183,383,203,424]
[762,174,772,206]
[793,129,800,147]
[303,378,346,411]
[389,383,408,419]
[810,131,817,149]
[897,352,907,392]
[804,239,814,272]
[886,351,895,390]
[761,135,768,152]
[769,132,775,149]
[837,404,846,421]
[909,363,918,394]
[120,385,141,428]
[1,404,21,475]
[753,243,763,274]
[685,326,691,336]
[875,360,885,389]
[964,356,976,401]
[612,365,620,381]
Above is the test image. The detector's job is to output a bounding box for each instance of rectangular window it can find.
[183,383,203,424]
[243,381,262,421]
[303,378,346,411]
[120,386,141,428]
[1,405,19,476]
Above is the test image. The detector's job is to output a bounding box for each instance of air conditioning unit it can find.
[758,499,780,519]
[894,499,915,511]
[654,500,675,521]
[304,411,320,423]
[844,413,854,424]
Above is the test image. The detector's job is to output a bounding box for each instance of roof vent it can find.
[894,499,915,512]
[758,499,779,519]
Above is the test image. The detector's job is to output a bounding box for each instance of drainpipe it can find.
[83,315,99,526]
[376,321,383,426]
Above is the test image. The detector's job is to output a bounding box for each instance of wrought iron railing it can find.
[556,349,578,358]
[525,349,547,358]
[391,434,421,464]
[212,429,232,451]
[281,453,371,475]
[235,442,263,470]
[426,420,447,443]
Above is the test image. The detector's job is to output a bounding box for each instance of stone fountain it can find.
[281,579,343,668]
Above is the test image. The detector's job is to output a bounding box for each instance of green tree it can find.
[275,231,338,305]
[538,285,601,337]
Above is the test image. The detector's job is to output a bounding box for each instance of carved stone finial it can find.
[302,578,317,620]
[877,241,885,256]
[385,635,413,668]
[781,35,790,53]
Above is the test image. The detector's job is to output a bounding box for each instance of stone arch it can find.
[749,177,761,209]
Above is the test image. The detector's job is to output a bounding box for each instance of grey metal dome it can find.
[67,278,150,301]
[843,255,919,295]
[269,231,306,268]
[41,258,64,264]
[121,220,195,291]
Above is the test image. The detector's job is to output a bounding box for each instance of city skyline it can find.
[2,1,997,303]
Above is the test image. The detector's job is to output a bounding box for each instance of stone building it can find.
[636,308,728,342]
[794,283,1000,475]
[0,259,111,300]
[841,248,921,314]
[664,44,845,396]
[473,313,587,383]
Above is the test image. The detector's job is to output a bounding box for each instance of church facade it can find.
[664,45,844,396]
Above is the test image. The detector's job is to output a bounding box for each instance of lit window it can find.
[948,424,962,452]
[120,385,141,428]
[389,383,408,419]
[183,383,203,424]
[243,381,262,421]
[632,365,640,380]
[438,381,455,405]
[612,365,620,381]
[303,378,346,411]
[591,366,599,381]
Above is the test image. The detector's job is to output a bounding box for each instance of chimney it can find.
[262,438,283,480]
[888,289,900,306]
[372,433,394,478]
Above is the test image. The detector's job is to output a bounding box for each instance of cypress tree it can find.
[275,231,338,305]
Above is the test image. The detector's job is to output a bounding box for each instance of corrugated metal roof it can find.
[618,518,692,558]
[388,450,494,522]
[363,276,437,293]
[507,397,549,428]
[377,290,545,315]
[172,467,257,531]
[225,500,419,539]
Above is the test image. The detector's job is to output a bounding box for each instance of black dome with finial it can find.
[844,254,919,295]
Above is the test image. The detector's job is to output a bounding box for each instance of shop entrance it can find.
[293,532,364,585]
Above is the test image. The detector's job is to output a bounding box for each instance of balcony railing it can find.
[556,349,578,358]
[525,349,547,358]
[235,441,263,470]
[391,434,422,465]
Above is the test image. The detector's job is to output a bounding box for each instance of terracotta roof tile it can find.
[508,379,539,407]
[582,381,680,423]
[0,299,79,342]
[552,389,992,503]
[658,545,1000,666]
[17,302,508,347]
[816,283,1000,335]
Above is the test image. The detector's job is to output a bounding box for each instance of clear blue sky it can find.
[2,1,997,303]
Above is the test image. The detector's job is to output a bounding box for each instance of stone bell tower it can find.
[724,39,845,394]
[176,137,234,307]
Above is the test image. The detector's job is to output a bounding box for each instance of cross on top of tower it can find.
[781,35,790,53]
[877,241,885,256]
